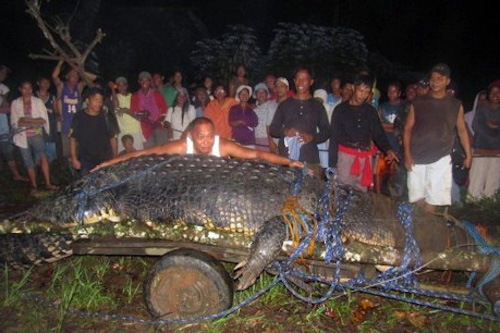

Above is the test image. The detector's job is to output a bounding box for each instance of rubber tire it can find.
[144,248,234,319]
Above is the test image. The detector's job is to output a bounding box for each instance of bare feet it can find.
[13,175,29,182]
[45,184,59,191]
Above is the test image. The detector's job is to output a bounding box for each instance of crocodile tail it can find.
[0,234,74,269]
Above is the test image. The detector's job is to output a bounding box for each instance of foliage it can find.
[266,23,369,83]
[190,25,262,84]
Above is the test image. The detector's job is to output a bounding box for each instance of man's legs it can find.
[337,151,368,192]
[407,163,431,211]
[424,155,452,211]
[19,145,37,189]
[483,157,500,197]
[1,140,27,181]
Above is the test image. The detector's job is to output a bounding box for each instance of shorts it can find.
[407,155,452,206]
[34,142,57,162]
[0,140,15,162]
[19,134,46,169]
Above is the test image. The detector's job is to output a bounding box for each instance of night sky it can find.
[1,0,499,107]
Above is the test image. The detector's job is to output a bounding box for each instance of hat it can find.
[253,82,269,98]
[138,71,152,80]
[417,78,429,87]
[115,77,128,85]
[313,89,328,104]
[430,63,451,77]
[488,79,500,90]
[235,85,252,102]
[276,77,289,88]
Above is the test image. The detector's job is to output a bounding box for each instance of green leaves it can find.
[190,25,261,84]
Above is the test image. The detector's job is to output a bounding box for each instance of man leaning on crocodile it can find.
[92,117,305,171]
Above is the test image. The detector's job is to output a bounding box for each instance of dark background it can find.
[1,0,499,108]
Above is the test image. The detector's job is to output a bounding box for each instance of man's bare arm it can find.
[110,137,118,158]
[52,60,64,97]
[456,105,472,168]
[91,140,186,171]
[403,105,415,171]
[220,139,303,168]
[0,95,10,114]
[69,137,81,170]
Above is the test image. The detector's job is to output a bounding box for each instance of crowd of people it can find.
[0,61,499,212]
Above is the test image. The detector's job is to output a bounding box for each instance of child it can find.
[118,134,136,156]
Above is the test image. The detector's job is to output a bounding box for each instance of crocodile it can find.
[0,154,499,307]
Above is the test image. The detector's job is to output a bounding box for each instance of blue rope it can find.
[31,165,500,323]
[461,220,500,298]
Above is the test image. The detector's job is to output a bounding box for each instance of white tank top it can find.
[186,135,221,157]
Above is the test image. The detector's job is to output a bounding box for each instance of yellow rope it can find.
[281,196,317,256]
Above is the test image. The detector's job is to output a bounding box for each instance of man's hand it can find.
[284,128,313,144]
[404,154,414,171]
[284,128,298,137]
[71,158,81,170]
[299,132,313,144]
[464,155,472,169]
[385,150,400,164]
[289,160,304,169]
[269,140,278,153]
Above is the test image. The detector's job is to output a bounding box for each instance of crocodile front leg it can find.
[234,216,286,290]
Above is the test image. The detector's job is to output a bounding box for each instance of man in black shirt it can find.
[269,67,329,175]
[69,88,119,176]
[329,75,398,191]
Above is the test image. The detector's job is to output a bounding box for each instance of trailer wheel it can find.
[144,248,234,319]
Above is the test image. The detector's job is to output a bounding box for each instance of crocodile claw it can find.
[235,269,259,290]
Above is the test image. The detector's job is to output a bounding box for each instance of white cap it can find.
[313,89,328,103]
[276,77,289,88]
[235,85,253,102]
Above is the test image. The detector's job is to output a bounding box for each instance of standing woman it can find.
[203,76,215,100]
[165,87,196,140]
[229,64,249,98]
[172,70,184,89]
[110,76,144,151]
[11,81,58,192]
[467,80,500,200]
[193,87,210,118]
[229,85,258,148]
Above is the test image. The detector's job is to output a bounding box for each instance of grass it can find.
[1,255,500,332]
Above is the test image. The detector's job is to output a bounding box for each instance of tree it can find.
[25,0,105,86]
[190,25,261,85]
[266,23,368,82]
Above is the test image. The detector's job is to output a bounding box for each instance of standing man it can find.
[327,76,342,107]
[11,81,58,192]
[52,60,96,159]
[69,88,119,176]
[403,63,471,213]
[131,71,168,148]
[269,67,330,175]
[0,65,26,181]
[152,72,176,108]
[265,77,290,153]
[329,74,398,191]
